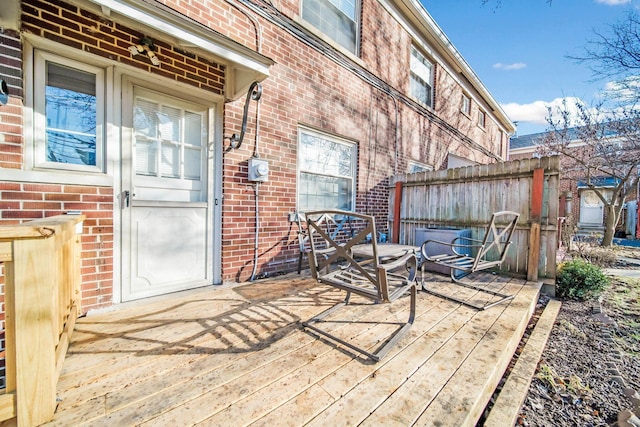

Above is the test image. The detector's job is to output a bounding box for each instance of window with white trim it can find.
[133,94,204,181]
[302,0,359,54]
[410,46,433,108]
[478,109,486,129]
[34,50,104,172]
[298,128,356,211]
[461,94,471,116]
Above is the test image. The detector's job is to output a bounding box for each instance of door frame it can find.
[112,70,224,303]
[579,189,605,226]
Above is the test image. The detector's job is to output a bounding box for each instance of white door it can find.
[121,82,213,301]
[580,190,604,225]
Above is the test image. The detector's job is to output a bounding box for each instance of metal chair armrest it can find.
[379,251,416,271]
[421,239,482,260]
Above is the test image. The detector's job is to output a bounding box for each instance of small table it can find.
[351,243,420,261]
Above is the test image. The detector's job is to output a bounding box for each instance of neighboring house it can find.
[509,129,639,239]
[0,0,514,313]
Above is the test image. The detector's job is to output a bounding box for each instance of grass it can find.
[602,276,640,358]
[535,364,591,396]
[603,277,640,316]
[557,318,586,339]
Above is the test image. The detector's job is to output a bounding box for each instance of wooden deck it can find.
[44,271,541,427]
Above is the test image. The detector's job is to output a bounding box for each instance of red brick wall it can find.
[19,1,225,93]
[0,184,115,308]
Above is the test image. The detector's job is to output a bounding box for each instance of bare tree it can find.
[541,100,640,246]
[536,9,640,247]
[571,11,640,102]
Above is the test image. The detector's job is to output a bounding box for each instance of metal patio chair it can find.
[303,210,417,362]
[420,210,520,310]
[294,211,354,274]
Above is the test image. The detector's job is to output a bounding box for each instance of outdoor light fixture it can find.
[128,37,160,66]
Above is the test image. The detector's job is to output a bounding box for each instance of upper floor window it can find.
[461,94,471,116]
[302,0,359,54]
[298,127,356,211]
[410,46,433,108]
[34,50,104,172]
[478,110,486,129]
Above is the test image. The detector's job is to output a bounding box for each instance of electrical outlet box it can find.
[248,157,269,182]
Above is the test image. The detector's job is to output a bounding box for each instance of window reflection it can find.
[45,62,97,166]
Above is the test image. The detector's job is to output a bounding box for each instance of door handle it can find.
[124,190,130,208]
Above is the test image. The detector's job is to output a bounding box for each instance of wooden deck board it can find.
[44,272,541,427]
[358,278,530,426]
[414,280,540,426]
[483,299,562,426]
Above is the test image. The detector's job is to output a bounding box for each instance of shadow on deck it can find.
[45,271,541,426]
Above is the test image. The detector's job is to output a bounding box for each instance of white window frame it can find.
[461,94,471,117]
[478,109,486,129]
[410,46,434,108]
[33,50,105,173]
[297,127,357,212]
[301,0,360,54]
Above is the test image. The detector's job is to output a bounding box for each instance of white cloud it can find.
[595,0,631,5]
[493,62,527,71]
[501,97,587,125]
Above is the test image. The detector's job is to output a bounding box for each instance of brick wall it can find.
[20,0,225,93]
[0,184,115,310]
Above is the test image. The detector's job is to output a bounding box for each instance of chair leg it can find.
[370,282,416,361]
[302,285,415,362]
[298,252,303,274]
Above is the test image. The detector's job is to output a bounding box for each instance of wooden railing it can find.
[0,215,84,426]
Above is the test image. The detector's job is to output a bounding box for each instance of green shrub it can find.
[556,258,610,300]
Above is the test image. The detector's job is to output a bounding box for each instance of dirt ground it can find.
[515,247,640,427]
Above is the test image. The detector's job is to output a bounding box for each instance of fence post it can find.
[527,168,544,281]
[392,181,403,243]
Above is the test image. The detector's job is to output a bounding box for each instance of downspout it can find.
[249,93,262,282]
[391,92,399,175]
[226,82,262,281]
[224,0,264,281]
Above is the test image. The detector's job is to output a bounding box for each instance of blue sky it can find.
[423,0,637,136]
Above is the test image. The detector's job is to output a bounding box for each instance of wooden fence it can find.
[0,215,84,426]
[388,156,560,282]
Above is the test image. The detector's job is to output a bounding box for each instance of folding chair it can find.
[420,211,520,310]
[303,210,417,362]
